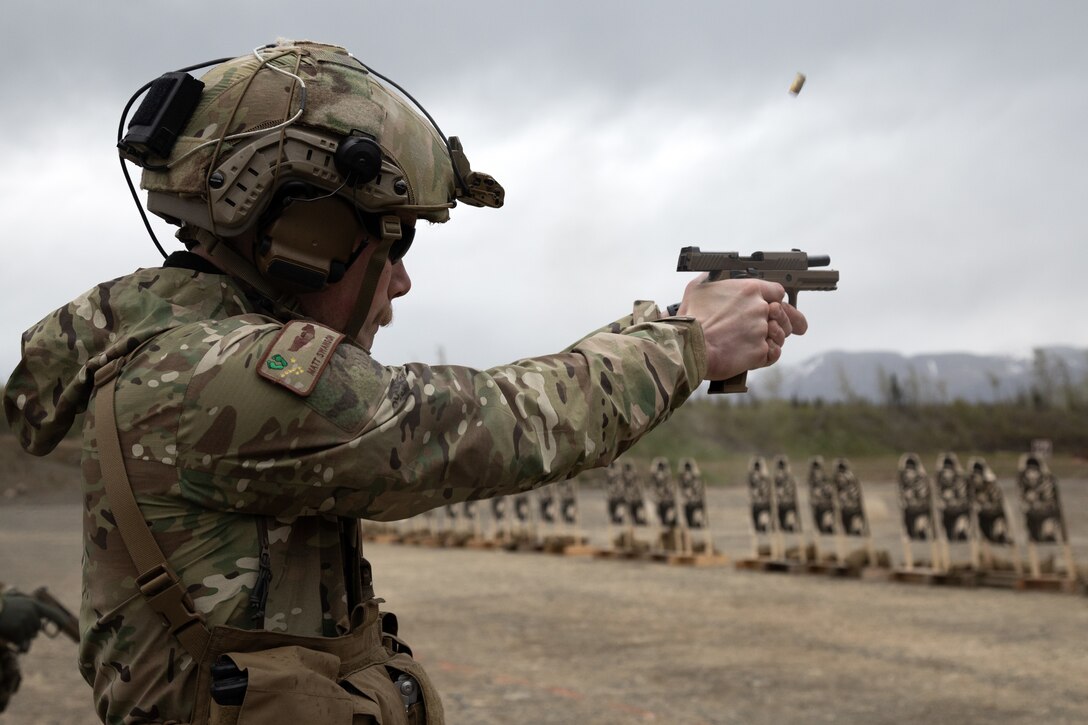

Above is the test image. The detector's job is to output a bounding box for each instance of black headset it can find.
[334,134,383,187]
[254,133,417,292]
[252,132,380,281]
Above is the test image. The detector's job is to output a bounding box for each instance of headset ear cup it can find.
[335,136,383,186]
[254,181,318,284]
[255,184,362,293]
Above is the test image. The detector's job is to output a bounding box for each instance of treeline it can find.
[3,387,1084,477]
[631,397,1088,462]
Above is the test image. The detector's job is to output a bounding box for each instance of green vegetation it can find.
[616,397,1088,487]
[4,385,1086,488]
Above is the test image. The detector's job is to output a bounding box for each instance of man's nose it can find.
[390,261,412,299]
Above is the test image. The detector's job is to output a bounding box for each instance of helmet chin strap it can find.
[186,218,400,345]
[343,234,395,343]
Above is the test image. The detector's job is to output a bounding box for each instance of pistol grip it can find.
[708,371,748,394]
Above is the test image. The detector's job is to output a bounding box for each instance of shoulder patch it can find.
[257,321,345,396]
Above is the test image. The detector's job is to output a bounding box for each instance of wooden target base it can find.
[664,552,730,567]
[540,535,592,555]
[891,568,951,585]
[1014,576,1081,594]
[804,562,861,578]
[891,568,983,587]
[973,570,1022,590]
[735,558,812,574]
[594,548,650,561]
[463,537,498,550]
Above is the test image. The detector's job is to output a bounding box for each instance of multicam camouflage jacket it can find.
[3,256,705,723]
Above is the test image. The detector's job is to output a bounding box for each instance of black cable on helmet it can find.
[117,56,233,259]
[362,63,470,195]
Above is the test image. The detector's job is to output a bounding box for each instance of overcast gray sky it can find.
[1,1,1085,383]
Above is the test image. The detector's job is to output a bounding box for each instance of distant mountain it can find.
[747,346,1088,403]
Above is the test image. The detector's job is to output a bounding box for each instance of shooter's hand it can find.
[677,275,808,382]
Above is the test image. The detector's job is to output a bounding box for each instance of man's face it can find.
[297,225,413,350]
[356,252,412,349]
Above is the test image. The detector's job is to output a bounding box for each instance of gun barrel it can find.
[807,254,831,268]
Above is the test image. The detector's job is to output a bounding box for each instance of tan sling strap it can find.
[93,358,212,662]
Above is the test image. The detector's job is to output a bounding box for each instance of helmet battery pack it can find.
[119,72,204,165]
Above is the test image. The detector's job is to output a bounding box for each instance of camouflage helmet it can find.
[139,40,503,240]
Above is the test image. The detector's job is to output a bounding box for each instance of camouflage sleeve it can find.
[559,300,665,352]
[167,308,706,521]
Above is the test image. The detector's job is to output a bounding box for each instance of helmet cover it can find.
[141,40,499,236]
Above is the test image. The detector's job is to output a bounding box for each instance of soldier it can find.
[0,586,35,714]
[3,40,807,724]
[0,585,77,713]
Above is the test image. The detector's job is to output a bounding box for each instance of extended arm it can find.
[144,314,705,520]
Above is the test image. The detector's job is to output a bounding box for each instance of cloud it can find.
[2,1,1086,383]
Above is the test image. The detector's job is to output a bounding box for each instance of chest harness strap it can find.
[93,358,212,662]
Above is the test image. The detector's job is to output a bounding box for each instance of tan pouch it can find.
[341,651,444,725]
[207,646,443,724]
[211,646,356,724]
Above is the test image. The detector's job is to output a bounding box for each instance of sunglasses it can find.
[388,224,415,263]
[359,213,415,264]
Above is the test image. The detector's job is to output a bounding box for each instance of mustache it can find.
[378,306,394,327]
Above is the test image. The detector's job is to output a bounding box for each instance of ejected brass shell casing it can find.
[789,72,806,95]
